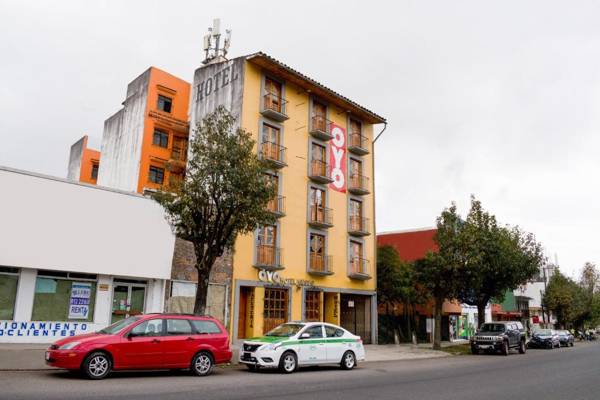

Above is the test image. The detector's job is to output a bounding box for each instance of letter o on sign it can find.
[331,169,344,189]
[331,126,345,147]
[258,269,267,282]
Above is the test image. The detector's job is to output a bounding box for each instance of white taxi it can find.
[239,322,365,373]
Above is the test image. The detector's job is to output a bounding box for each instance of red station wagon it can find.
[45,313,232,379]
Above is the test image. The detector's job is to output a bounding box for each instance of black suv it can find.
[470,321,527,355]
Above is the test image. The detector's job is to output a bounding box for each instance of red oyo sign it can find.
[329,123,347,193]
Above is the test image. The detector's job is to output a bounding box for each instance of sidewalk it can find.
[0,342,460,371]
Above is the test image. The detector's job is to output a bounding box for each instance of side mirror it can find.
[300,333,310,339]
[126,331,138,339]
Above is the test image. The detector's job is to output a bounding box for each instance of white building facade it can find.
[0,167,174,343]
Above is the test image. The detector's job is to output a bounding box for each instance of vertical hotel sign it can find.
[329,124,347,192]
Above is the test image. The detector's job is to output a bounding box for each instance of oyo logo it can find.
[258,269,282,285]
[329,124,347,193]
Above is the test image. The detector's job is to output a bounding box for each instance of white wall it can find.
[0,167,174,279]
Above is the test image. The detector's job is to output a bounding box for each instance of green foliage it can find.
[153,106,276,314]
[543,271,584,328]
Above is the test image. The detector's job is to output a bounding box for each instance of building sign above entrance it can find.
[257,269,315,288]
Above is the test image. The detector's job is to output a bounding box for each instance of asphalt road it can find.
[2,342,599,400]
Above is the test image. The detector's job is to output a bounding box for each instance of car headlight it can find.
[261,343,281,351]
[496,337,504,342]
[59,342,81,350]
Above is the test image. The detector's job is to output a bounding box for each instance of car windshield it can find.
[98,316,141,334]
[534,329,552,335]
[265,323,305,337]
[479,324,505,333]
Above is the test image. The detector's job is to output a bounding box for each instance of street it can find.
[1,342,598,400]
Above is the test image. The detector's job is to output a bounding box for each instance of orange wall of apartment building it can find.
[137,67,191,193]
[79,146,101,185]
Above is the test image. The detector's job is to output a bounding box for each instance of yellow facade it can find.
[228,57,383,343]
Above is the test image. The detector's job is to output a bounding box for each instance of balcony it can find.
[348,216,370,236]
[267,195,286,217]
[254,245,284,270]
[348,173,370,195]
[309,160,333,183]
[260,141,287,168]
[309,115,333,141]
[348,132,370,155]
[261,93,289,122]
[308,205,333,228]
[166,149,187,173]
[348,257,371,280]
[308,253,333,276]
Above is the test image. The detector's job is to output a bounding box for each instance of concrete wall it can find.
[0,166,174,279]
[66,136,85,181]
[189,57,246,133]
[97,69,150,192]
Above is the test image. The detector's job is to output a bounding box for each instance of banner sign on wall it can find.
[68,282,92,319]
[329,123,347,193]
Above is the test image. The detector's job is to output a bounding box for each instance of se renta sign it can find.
[68,282,92,319]
[329,124,347,193]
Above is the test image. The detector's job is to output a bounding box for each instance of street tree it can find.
[579,262,599,325]
[153,106,276,315]
[543,271,582,328]
[456,197,545,328]
[415,203,464,350]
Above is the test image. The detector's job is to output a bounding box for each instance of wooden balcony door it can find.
[266,173,279,212]
[265,78,282,113]
[310,187,325,223]
[349,159,362,187]
[257,225,277,265]
[312,101,327,131]
[262,123,281,160]
[171,136,188,161]
[310,233,325,271]
[350,241,363,273]
[350,119,362,146]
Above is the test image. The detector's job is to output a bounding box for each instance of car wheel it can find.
[519,341,526,354]
[570,341,574,347]
[341,351,356,370]
[501,341,509,356]
[279,351,297,374]
[82,351,111,380]
[191,351,214,377]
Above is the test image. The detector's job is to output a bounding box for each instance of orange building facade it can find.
[67,135,101,185]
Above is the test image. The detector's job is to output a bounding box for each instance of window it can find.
[32,276,96,322]
[309,187,326,223]
[263,288,288,334]
[349,199,362,218]
[312,101,327,131]
[311,143,327,177]
[190,320,222,334]
[262,123,281,145]
[149,166,165,184]
[264,77,283,112]
[0,268,18,320]
[309,233,325,271]
[305,291,321,322]
[325,326,345,338]
[350,119,362,136]
[349,159,362,178]
[130,319,164,336]
[171,136,187,161]
[303,325,324,338]
[257,225,278,265]
[258,224,277,246]
[167,319,193,335]
[157,95,172,113]
[153,129,169,148]
[312,143,326,162]
[91,163,99,180]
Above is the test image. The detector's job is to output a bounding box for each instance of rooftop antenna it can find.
[202,18,232,65]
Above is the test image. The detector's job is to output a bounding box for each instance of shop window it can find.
[157,95,172,113]
[149,166,165,184]
[305,291,321,322]
[153,129,169,148]
[31,276,96,322]
[0,268,19,320]
[263,288,288,334]
[91,163,99,180]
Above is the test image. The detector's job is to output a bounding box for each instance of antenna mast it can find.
[202,18,232,65]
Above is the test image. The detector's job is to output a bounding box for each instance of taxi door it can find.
[324,325,346,362]
[297,325,327,365]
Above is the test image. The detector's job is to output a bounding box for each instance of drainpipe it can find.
[371,122,387,344]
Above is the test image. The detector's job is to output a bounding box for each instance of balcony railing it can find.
[309,159,333,183]
[348,173,370,195]
[348,257,371,280]
[261,93,289,122]
[308,253,333,275]
[267,195,286,217]
[166,147,187,172]
[310,115,333,140]
[348,132,369,155]
[255,245,283,270]
[308,205,333,228]
[348,216,370,236]
[260,141,287,168]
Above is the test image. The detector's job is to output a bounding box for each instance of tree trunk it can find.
[477,302,487,329]
[433,297,443,350]
[193,270,210,316]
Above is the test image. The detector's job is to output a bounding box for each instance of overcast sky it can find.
[1,0,598,278]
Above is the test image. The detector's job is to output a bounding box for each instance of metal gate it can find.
[263,288,288,333]
[340,294,372,344]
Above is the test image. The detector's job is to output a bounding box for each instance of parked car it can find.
[470,321,526,355]
[527,329,560,349]
[45,313,232,379]
[239,322,365,373]
[557,330,574,347]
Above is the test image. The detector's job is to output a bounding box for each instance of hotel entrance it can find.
[263,287,288,333]
[340,294,372,344]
